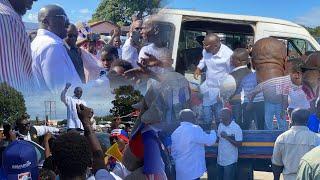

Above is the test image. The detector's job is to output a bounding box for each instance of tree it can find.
[91,0,161,26]
[0,83,27,125]
[304,26,320,38]
[110,85,142,121]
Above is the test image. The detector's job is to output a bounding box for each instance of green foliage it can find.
[57,119,67,126]
[110,85,142,121]
[95,115,114,124]
[305,26,320,38]
[91,0,161,26]
[0,83,26,125]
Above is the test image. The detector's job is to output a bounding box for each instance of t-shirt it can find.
[217,121,243,166]
[288,84,310,109]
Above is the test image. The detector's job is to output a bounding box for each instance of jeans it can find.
[203,101,223,124]
[264,101,287,130]
[242,101,265,130]
[217,163,237,180]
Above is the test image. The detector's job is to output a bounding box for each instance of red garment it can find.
[129,131,144,159]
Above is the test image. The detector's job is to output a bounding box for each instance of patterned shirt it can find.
[0,0,33,92]
[250,75,291,103]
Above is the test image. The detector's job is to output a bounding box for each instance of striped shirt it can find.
[250,75,291,103]
[0,0,33,92]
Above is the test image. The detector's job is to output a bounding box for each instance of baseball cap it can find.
[2,140,38,180]
[110,129,129,143]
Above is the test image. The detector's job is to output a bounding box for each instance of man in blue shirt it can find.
[308,98,320,133]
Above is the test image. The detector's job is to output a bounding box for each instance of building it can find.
[89,20,129,36]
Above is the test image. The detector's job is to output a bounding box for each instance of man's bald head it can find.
[141,17,167,47]
[251,38,287,82]
[203,33,221,55]
[231,48,249,67]
[252,38,287,65]
[38,5,69,39]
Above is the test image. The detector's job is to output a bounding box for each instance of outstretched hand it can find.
[123,62,154,84]
[76,104,94,127]
[141,52,162,67]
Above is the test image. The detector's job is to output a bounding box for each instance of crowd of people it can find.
[1,0,320,180]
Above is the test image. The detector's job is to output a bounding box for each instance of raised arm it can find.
[61,83,71,105]
[76,104,105,173]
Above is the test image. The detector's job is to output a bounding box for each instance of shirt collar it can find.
[72,95,81,100]
[181,121,195,126]
[290,126,309,131]
[213,44,224,58]
[37,29,64,44]
[231,65,248,72]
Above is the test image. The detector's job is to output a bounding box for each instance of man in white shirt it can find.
[122,20,143,68]
[138,17,190,123]
[272,108,320,180]
[15,113,59,144]
[32,5,82,93]
[217,108,242,180]
[61,83,87,131]
[171,109,217,180]
[194,33,233,125]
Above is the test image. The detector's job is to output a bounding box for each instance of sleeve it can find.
[122,45,135,62]
[81,48,103,83]
[192,127,217,146]
[60,89,68,106]
[271,137,284,166]
[296,160,313,180]
[138,46,147,63]
[235,126,243,141]
[33,126,59,136]
[226,53,232,73]
[249,82,263,95]
[197,58,206,70]
[40,45,73,92]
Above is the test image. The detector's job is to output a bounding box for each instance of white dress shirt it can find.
[61,90,87,130]
[122,38,138,68]
[171,122,217,180]
[217,121,243,166]
[17,126,59,142]
[198,44,233,106]
[31,29,82,93]
[138,43,172,74]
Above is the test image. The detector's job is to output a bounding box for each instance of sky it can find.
[23,0,320,27]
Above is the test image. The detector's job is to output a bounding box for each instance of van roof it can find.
[159,8,302,28]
